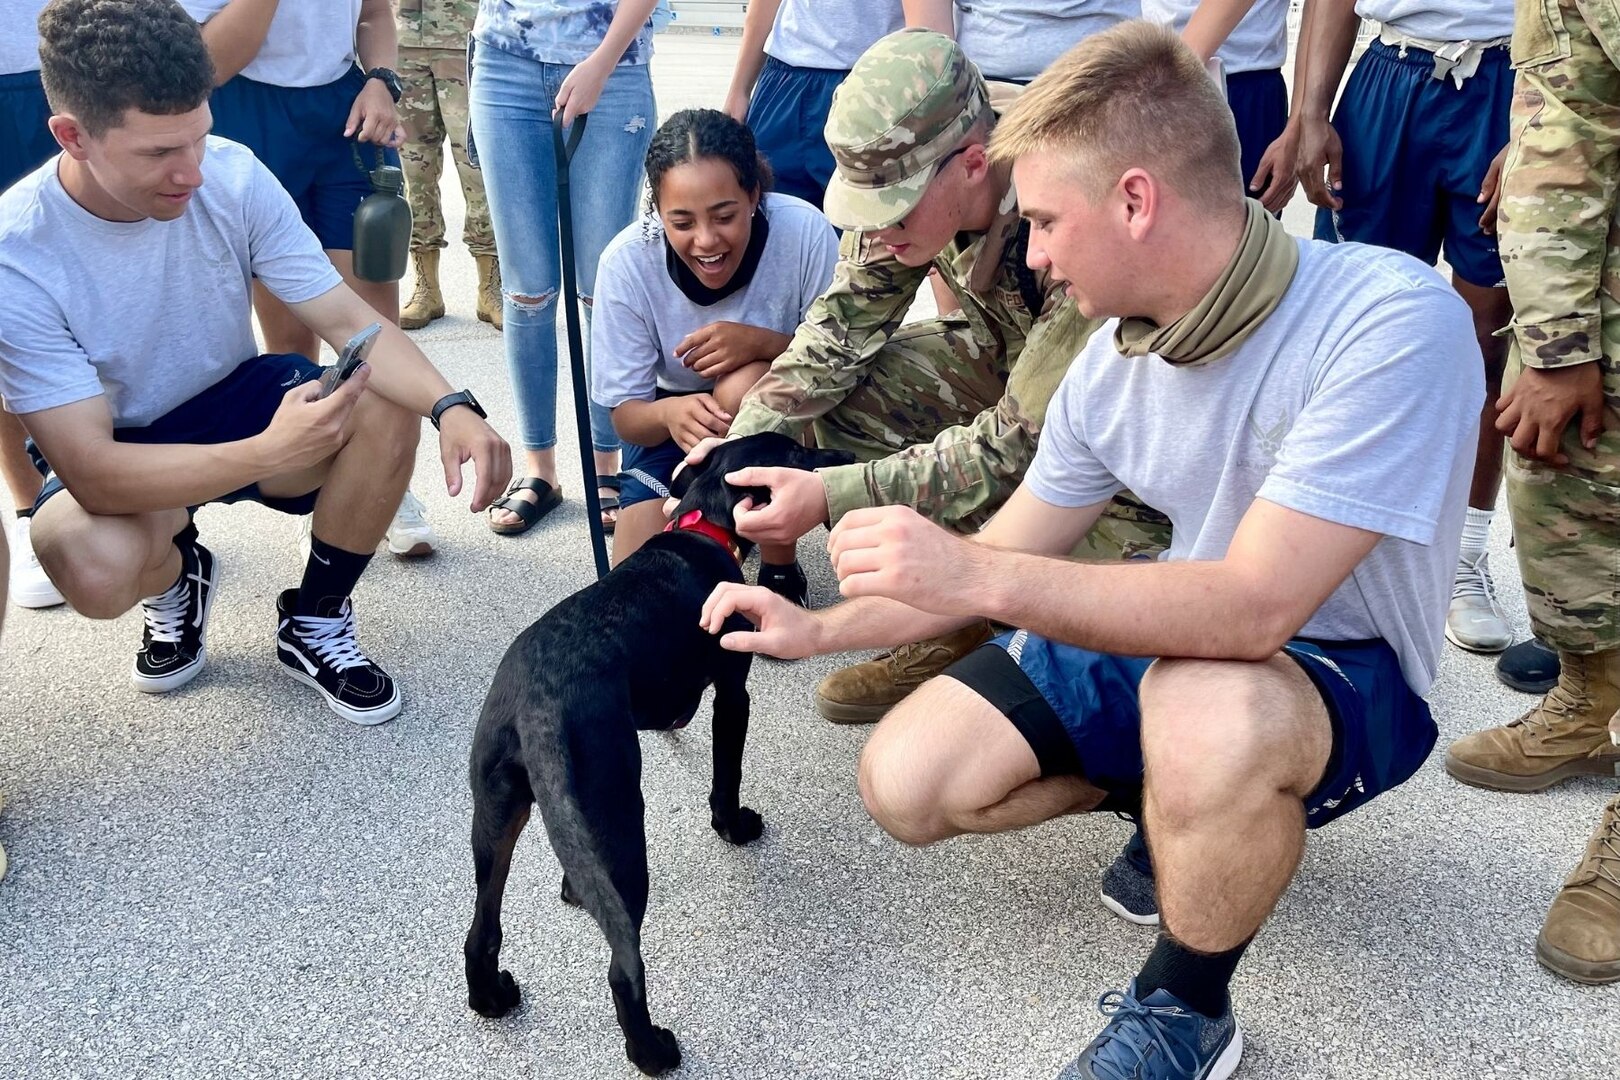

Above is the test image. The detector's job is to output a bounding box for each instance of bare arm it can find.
[722,0,784,121]
[1294,0,1362,207]
[902,0,956,36]
[191,0,281,85]
[1179,0,1263,62]
[355,0,399,71]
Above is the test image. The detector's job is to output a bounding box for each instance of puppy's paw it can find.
[467,968,522,1017]
[627,1025,682,1076]
[712,805,763,846]
[559,874,584,908]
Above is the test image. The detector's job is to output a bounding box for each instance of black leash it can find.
[553,115,611,580]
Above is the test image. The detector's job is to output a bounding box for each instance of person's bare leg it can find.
[1138,655,1333,952]
[858,674,1107,845]
[30,498,190,618]
[286,389,419,553]
[0,411,42,512]
[1452,275,1511,508]
[611,500,668,566]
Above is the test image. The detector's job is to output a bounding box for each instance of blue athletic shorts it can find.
[745,57,846,210]
[1226,68,1288,194]
[946,629,1438,829]
[1,69,58,192]
[208,66,399,251]
[31,353,326,516]
[619,438,686,509]
[1312,39,1512,288]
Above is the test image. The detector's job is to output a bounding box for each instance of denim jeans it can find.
[468,42,654,453]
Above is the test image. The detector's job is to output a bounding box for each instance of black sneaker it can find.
[131,540,218,693]
[1497,637,1561,695]
[1100,825,1159,926]
[757,560,809,607]
[275,589,401,726]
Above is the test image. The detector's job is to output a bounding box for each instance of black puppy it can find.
[463,433,853,1075]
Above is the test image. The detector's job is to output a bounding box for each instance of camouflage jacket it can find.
[731,186,1103,530]
[1497,0,1620,369]
[396,0,476,51]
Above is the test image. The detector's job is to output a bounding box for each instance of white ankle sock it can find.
[1460,506,1494,562]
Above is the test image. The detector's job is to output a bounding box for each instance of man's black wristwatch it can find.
[431,390,485,430]
[365,66,404,103]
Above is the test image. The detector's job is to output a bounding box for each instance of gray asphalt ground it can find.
[3,30,1617,1080]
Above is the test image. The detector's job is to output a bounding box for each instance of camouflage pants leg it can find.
[1506,301,1620,654]
[398,47,448,254]
[431,51,497,258]
[812,315,1172,560]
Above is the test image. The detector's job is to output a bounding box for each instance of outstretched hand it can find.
[700,582,824,658]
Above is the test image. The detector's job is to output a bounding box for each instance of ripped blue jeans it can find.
[468,41,654,452]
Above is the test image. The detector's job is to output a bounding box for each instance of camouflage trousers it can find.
[397,46,496,257]
[811,314,1173,562]
[1506,297,1620,654]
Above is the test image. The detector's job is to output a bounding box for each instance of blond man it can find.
[698,22,1480,1077]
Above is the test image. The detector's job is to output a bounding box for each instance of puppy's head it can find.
[668,433,855,557]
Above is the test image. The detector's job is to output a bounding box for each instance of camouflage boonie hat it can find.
[822,28,993,232]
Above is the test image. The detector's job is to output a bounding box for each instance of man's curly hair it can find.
[38,0,215,136]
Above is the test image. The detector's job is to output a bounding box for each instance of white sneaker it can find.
[296,514,313,566]
[8,515,65,609]
[1446,551,1512,653]
[385,490,436,558]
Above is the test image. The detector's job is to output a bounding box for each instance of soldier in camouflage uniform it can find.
[395,0,500,330]
[1442,0,1620,985]
[717,29,1172,724]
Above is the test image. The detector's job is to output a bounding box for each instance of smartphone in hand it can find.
[318,322,383,397]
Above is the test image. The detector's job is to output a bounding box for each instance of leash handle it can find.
[551,113,611,580]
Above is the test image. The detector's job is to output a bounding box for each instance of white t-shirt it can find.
[181,0,362,87]
[591,194,837,409]
[1355,0,1515,42]
[0,1,43,75]
[0,138,342,426]
[1141,0,1289,73]
[956,0,1141,83]
[765,0,905,72]
[1025,240,1481,695]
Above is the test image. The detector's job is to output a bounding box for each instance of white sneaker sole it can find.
[1444,623,1512,654]
[130,553,219,694]
[11,573,65,609]
[1099,891,1161,927]
[387,535,435,558]
[1204,1025,1243,1080]
[277,657,402,727]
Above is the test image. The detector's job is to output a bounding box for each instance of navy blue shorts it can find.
[745,57,846,210]
[1312,39,1512,288]
[31,353,326,516]
[947,629,1438,829]
[1226,68,1288,193]
[0,69,58,192]
[619,438,686,509]
[208,66,399,251]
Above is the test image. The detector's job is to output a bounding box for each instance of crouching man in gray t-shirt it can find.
[698,23,1481,1079]
[0,0,510,726]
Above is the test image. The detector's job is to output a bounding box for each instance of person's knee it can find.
[1139,657,1307,824]
[347,389,421,468]
[857,740,946,846]
[503,287,557,321]
[713,362,769,416]
[33,519,150,619]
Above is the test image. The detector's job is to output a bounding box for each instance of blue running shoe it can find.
[1100,827,1159,926]
[1056,981,1241,1080]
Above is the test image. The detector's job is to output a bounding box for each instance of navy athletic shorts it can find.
[0,69,58,192]
[31,353,326,516]
[1226,68,1288,194]
[209,66,400,251]
[946,629,1438,829]
[1312,38,1512,288]
[745,56,846,210]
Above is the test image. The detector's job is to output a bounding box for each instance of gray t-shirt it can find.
[1141,0,1289,73]
[591,194,837,409]
[181,0,361,86]
[956,0,1141,83]
[0,138,342,425]
[765,0,905,72]
[0,0,43,75]
[1025,240,1481,694]
[1355,0,1514,41]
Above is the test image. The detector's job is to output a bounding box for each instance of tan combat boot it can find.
[814,620,993,724]
[1537,795,1620,985]
[400,249,445,329]
[1445,648,1620,792]
[476,254,503,330]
